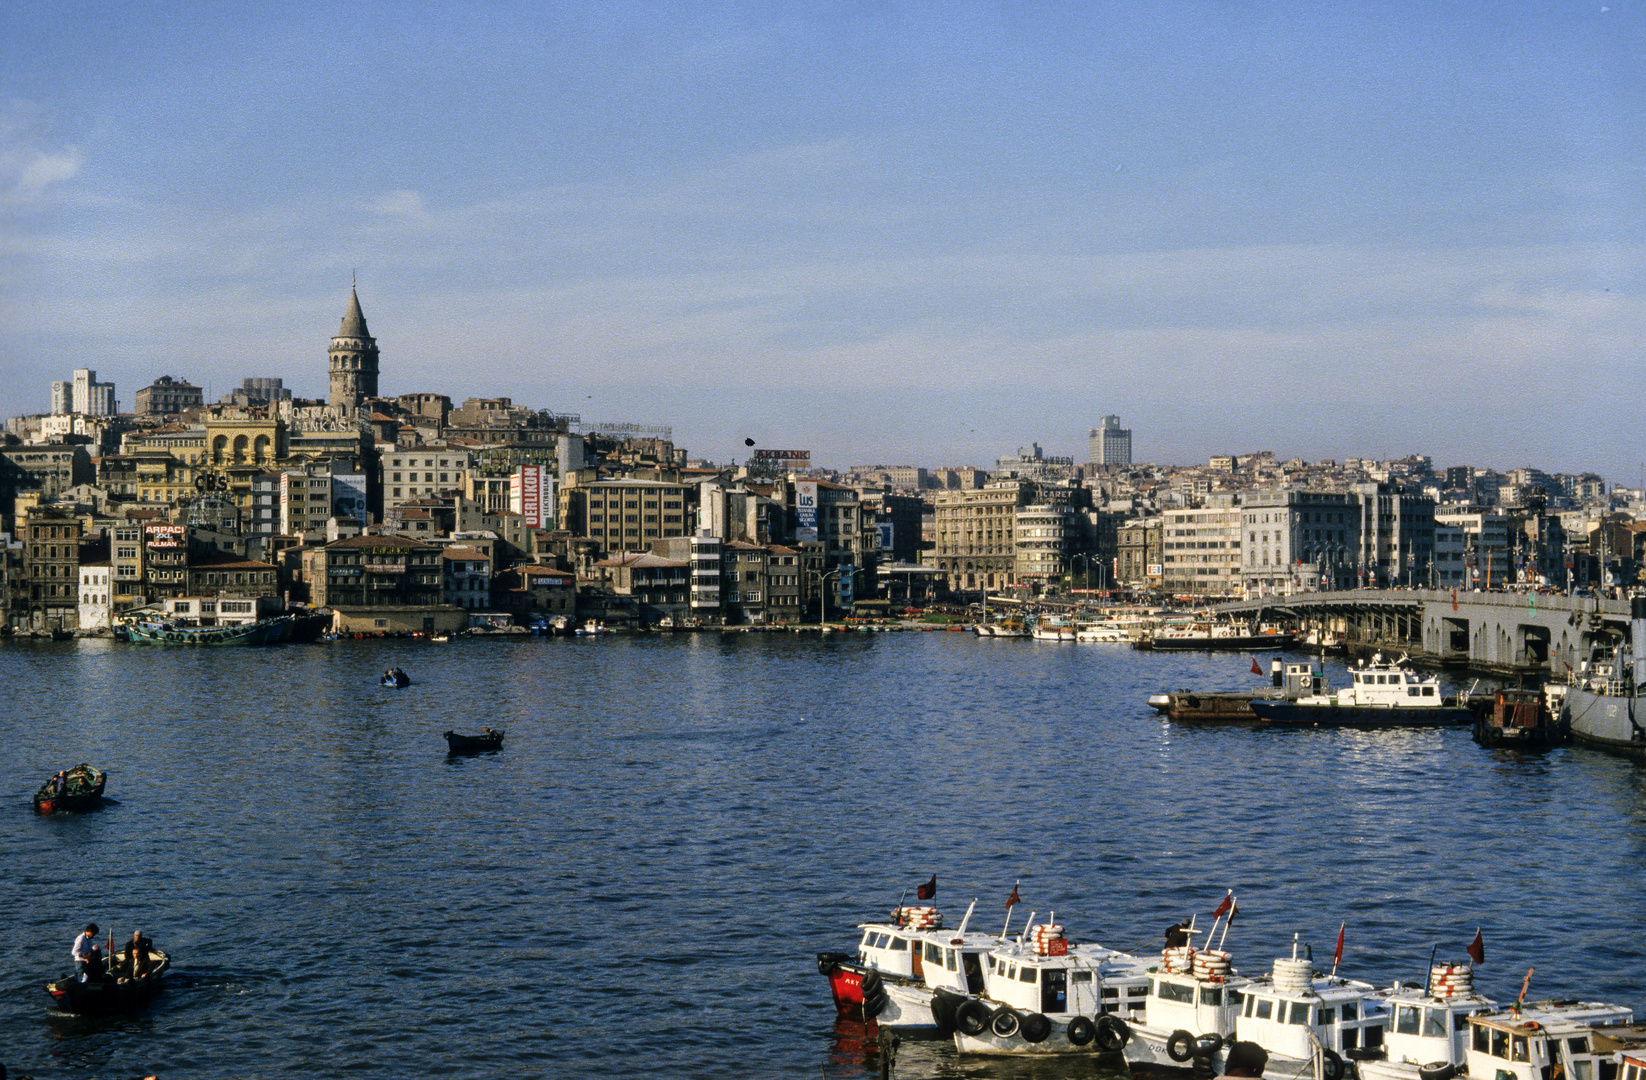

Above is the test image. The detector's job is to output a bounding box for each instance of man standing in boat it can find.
[71,923,98,982]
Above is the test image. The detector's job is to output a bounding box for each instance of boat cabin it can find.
[1376,986,1495,1068]
[979,924,1152,1020]
[1341,655,1443,707]
[1465,1003,1640,1080]
[1147,968,1246,1038]
[1235,957,1386,1060]
[855,905,995,995]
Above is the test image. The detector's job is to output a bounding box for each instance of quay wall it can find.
[1217,588,1630,678]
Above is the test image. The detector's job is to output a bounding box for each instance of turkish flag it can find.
[1212,891,1233,919]
[916,874,936,901]
[1334,922,1345,967]
[1467,928,1485,965]
[1250,657,1262,676]
[1006,883,1021,909]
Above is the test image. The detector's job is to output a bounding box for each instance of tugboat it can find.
[1248,654,1472,728]
[46,933,170,1013]
[1223,935,1385,1080]
[1356,959,1496,1080]
[948,914,1149,1056]
[33,764,107,814]
[817,899,1000,1031]
[1474,688,1563,749]
[1463,1001,1645,1080]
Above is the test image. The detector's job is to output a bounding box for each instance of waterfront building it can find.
[328,287,380,414]
[442,545,492,610]
[279,460,368,539]
[382,445,475,511]
[586,551,690,626]
[302,533,461,634]
[930,479,1036,593]
[558,477,692,557]
[493,563,576,622]
[1160,498,1243,599]
[19,505,84,631]
[1089,415,1132,466]
[654,531,726,623]
[1014,502,1073,587]
[1,446,95,527]
[77,560,111,631]
[135,376,203,416]
[1353,483,1437,588]
[1434,508,1510,589]
[1116,516,1162,591]
[1239,489,1361,596]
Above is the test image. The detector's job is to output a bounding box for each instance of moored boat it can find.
[1153,661,1325,723]
[1464,1001,1644,1080]
[948,912,1150,1056]
[1136,620,1297,652]
[1474,688,1562,749]
[817,899,1000,1031]
[125,612,330,647]
[1355,960,1496,1080]
[1248,654,1472,727]
[444,728,504,753]
[33,764,107,814]
[1558,597,1646,760]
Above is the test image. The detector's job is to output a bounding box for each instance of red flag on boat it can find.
[1467,928,1485,965]
[916,874,937,901]
[1333,922,1345,968]
[1212,890,1233,919]
[1006,882,1021,909]
[1226,897,1239,924]
[1250,657,1262,676]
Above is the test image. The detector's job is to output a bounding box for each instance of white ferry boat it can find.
[949,914,1151,1055]
[1228,937,1386,1079]
[1123,938,1248,1072]
[816,901,998,1030]
[1355,962,1495,1080]
[1248,654,1472,727]
[1464,1001,1644,1080]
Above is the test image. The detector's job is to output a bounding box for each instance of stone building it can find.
[328,287,380,414]
[135,376,204,416]
[1160,498,1243,599]
[930,479,1036,593]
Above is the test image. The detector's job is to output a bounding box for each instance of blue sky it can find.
[2,2,1642,478]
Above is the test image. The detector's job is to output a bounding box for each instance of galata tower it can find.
[328,285,379,413]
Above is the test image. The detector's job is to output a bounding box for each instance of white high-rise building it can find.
[1089,415,1132,466]
[50,369,117,415]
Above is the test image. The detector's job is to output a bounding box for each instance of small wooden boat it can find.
[444,728,504,753]
[46,941,170,1013]
[34,764,106,814]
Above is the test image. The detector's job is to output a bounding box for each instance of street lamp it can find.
[808,567,841,625]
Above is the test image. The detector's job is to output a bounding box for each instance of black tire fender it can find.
[1096,1014,1131,1051]
[1066,1015,1097,1047]
[1167,1029,1197,1062]
[991,1009,1022,1039]
[1196,1033,1226,1057]
[955,998,994,1037]
[1021,1012,1052,1044]
[1323,1049,1345,1080]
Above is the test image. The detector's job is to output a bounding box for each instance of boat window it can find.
[1256,999,1273,1020]
[1569,1039,1591,1054]
[1572,1063,1592,1080]
[1075,972,1094,985]
[861,931,874,948]
[1603,1064,1621,1080]
[1341,1004,1358,1022]
[1290,1002,1311,1025]
[1229,990,1243,1007]
[1623,1066,1636,1080]
[1409,687,1421,697]
[1366,1025,1384,1048]
[888,937,907,951]
[1318,1006,1335,1026]
[1006,963,1017,979]
[1131,986,1149,999]
[1511,1035,1528,1062]
[1424,1010,1448,1038]
[1245,996,1256,1017]
[925,943,942,964]
[1497,1071,1517,1080]
[1423,686,1436,696]
[872,933,889,949]
[945,949,958,972]
[1491,1029,1509,1058]
[1474,1025,1491,1053]
[1202,986,1223,1006]
[1455,1011,1474,1032]
[1019,965,1038,983]
[1398,1007,1423,1035]
[1157,980,1195,1004]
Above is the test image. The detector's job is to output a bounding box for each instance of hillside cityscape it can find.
[2,287,1640,636]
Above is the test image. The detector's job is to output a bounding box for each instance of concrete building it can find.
[1161,498,1243,598]
[50,369,117,417]
[302,533,462,634]
[328,287,380,413]
[382,445,475,511]
[1116,517,1162,591]
[930,479,1036,593]
[442,545,492,610]
[1239,489,1362,596]
[78,560,112,631]
[1435,509,1511,589]
[558,478,692,557]
[1089,415,1132,466]
[19,505,84,630]
[135,376,204,416]
[1014,502,1074,586]
[280,461,368,539]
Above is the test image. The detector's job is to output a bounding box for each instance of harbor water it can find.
[2,631,1642,1079]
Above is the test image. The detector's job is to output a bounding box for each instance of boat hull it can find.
[1561,685,1646,759]
[444,731,504,754]
[46,949,170,1014]
[1138,633,1297,652]
[1248,700,1472,727]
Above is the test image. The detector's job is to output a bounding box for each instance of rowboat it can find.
[444,729,504,753]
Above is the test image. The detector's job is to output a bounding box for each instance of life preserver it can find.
[1095,1014,1131,1051]
[1322,1048,1345,1080]
[992,1009,1022,1039]
[1021,1012,1052,1044]
[1066,1016,1096,1047]
[1167,1029,1197,1062]
[956,998,994,1036]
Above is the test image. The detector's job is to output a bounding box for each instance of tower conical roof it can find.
[337,287,371,339]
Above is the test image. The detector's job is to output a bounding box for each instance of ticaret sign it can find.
[511,465,548,529]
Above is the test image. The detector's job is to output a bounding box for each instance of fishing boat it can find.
[1473,688,1562,749]
[948,913,1150,1056]
[1247,654,1473,727]
[125,612,331,647]
[33,764,106,814]
[1558,597,1646,760]
[975,617,1030,638]
[1151,661,1325,723]
[1221,936,1384,1080]
[1354,961,1496,1080]
[816,900,1000,1031]
[46,938,170,1014]
[1123,929,1248,1072]
[1076,623,1130,643]
[1463,1001,1644,1080]
[444,728,504,753]
[1031,620,1078,642]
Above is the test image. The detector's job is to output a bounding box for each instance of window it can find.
[1256,998,1273,1019]
[1424,1010,1447,1038]
[887,937,906,951]
[924,943,941,964]
[1289,1001,1310,1024]
[1018,966,1036,983]
[1202,987,1223,1005]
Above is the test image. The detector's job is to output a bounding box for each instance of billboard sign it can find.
[877,522,894,552]
[144,523,185,549]
[795,481,819,542]
[750,448,811,477]
[511,465,548,529]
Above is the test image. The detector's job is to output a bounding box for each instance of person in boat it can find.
[54,770,67,797]
[72,923,99,982]
[121,930,153,979]
[1164,920,1191,948]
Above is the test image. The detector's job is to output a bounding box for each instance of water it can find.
[2,632,1642,1079]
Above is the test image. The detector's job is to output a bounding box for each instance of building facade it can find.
[1089,415,1132,466]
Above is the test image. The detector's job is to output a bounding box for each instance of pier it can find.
[1215,589,1631,679]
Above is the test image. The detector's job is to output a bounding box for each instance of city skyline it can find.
[3,2,1641,475]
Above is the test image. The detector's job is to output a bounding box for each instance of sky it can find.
[1,2,1642,480]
